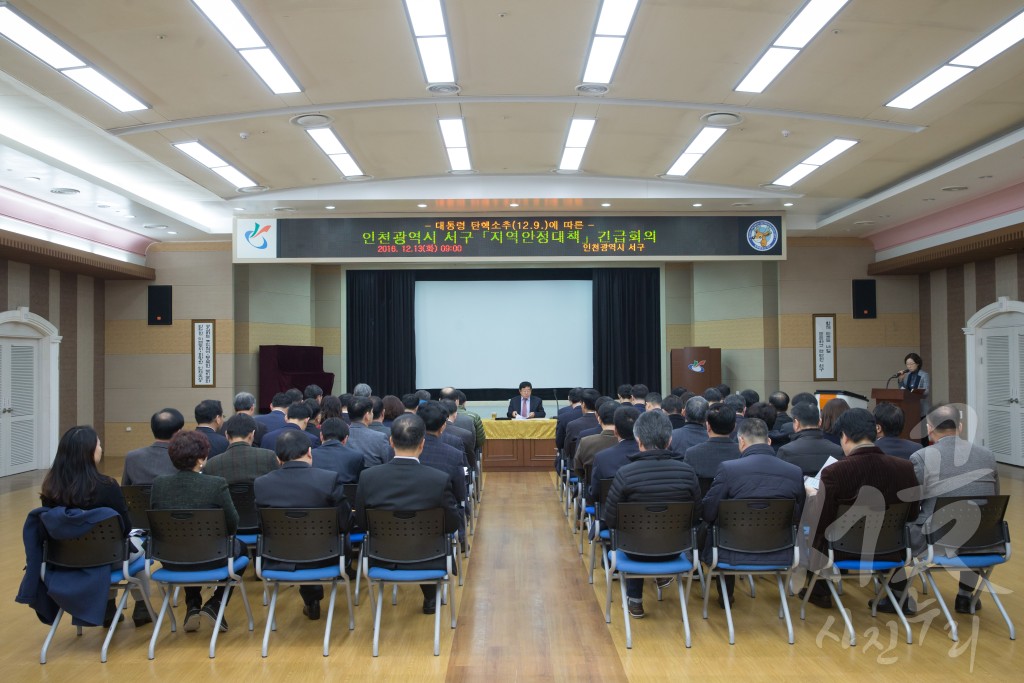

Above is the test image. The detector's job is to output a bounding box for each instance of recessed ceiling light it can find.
[735,47,799,93]
[24,176,40,182]
[167,231,177,235]
[324,205,336,210]
[96,203,111,209]
[773,138,858,186]
[941,185,969,192]
[124,215,135,219]
[274,206,296,212]
[143,224,167,230]
[731,202,753,207]
[950,9,1024,68]
[783,202,794,207]
[887,65,972,109]
[50,187,79,195]
[237,185,268,193]
[345,174,373,181]
[233,207,245,211]
[774,0,851,49]
[853,220,875,225]
[692,203,703,207]
[417,203,428,208]
[509,203,520,207]
[601,202,611,207]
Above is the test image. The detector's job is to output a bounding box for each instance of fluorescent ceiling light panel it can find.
[595,0,640,36]
[307,128,348,155]
[735,47,799,92]
[666,153,702,177]
[330,154,363,177]
[583,35,625,83]
[559,147,586,171]
[439,118,467,148]
[773,163,818,186]
[192,0,264,49]
[774,0,849,49]
[951,10,1024,68]
[210,165,256,188]
[802,138,857,165]
[61,67,147,112]
[566,119,596,148]
[447,147,471,171]
[0,7,84,69]
[174,142,228,168]
[684,126,727,155]
[886,65,972,109]
[417,36,455,82]
[240,48,300,94]
[404,0,446,36]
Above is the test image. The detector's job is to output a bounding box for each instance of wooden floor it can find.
[1,464,1022,681]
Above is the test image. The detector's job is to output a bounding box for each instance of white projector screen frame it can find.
[414,279,593,389]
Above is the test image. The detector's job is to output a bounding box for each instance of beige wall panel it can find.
[237,322,314,353]
[779,314,918,348]
[779,314,813,349]
[105,281,148,320]
[875,277,920,314]
[694,287,771,322]
[693,262,766,293]
[314,326,341,355]
[323,355,343,386]
[693,318,765,350]
[106,353,236,390]
[930,270,949,405]
[780,245,875,282]
[995,254,1018,300]
[107,387,236,425]
[778,279,850,315]
[103,423,154,460]
[313,299,342,328]
[720,349,772,398]
[234,353,258,398]
[233,264,251,324]
[106,319,234,355]
[777,347,910,400]
[7,260,29,309]
[148,250,233,286]
[664,264,692,325]
[248,264,313,297]
[245,291,313,326]
[76,275,95,424]
[666,323,693,350]
[165,285,235,321]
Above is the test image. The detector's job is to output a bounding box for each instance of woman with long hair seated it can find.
[39,425,152,627]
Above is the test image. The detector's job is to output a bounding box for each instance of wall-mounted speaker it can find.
[852,279,876,319]
[148,285,172,325]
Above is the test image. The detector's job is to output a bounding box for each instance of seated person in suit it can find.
[195,399,229,457]
[574,400,619,476]
[644,392,663,412]
[255,392,291,433]
[630,384,649,413]
[304,383,324,404]
[311,418,365,484]
[122,408,184,486]
[564,389,600,463]
[418,402,469,543]
[701,418,804,606]
[254,429,350,621]
[202,413,279,484]
[777,392,817,437]
[769,391,792,431]
[231,391,268,447]
[723,394,747,441]
[368,396,391,437]
[873,403,921,459]
[262,402,321,453]
[150,430,245,632]
[684,402,741,495]
[354,414,461,615]
[602,411,702,619]
[589,406,640,503]
[670,395,709,456]
[348,396,393,467]
[507,381,545,419]
[910,404,999,614]
[662,394,687,430]
[776,401,844,476]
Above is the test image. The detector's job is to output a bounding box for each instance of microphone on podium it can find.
[553,388,560,414]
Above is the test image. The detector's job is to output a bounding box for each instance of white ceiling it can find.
[1,0,1023,249]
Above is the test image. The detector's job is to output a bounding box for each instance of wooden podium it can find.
[871,388,924,440]
[670,347,721,394]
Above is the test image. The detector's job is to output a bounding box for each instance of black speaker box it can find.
[148,285,172,325]
[852,279,876,319]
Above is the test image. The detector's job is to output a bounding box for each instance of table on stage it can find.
[481,418,556,471]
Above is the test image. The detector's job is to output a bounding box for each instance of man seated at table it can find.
[507,381,546,419]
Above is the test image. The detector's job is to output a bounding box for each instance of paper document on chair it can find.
[805,456,839,490]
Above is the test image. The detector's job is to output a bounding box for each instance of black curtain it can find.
[346,270,415,396]
[592,268,661,395]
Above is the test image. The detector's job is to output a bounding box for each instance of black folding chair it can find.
[38,515,154,663]
[228,483,260,546]
[145,508,254,659]
[363,508,455,656]
[343,483,365,605]
[120,485,152,532]
[703,498,799,644]
[800,501,914,645]
[256,508,353,657]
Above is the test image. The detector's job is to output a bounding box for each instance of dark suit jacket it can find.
[262,422,321,453]
[507,395,545,419]
[588,439,640,501]
[668,413,687,430]
[150,470,238,533]
[420,435,468,504]
[876,436,921,459]
[564,413,598,461]
[255,410,288,433]
[444,422,476,468]
[122,442,176,485]
[202,441,279,484]
[670,423,709,455]
[574,429,617,475]
[684,436,741,481]
[555,406,583,450]
[776,429,845,476]
[701,444,805,565]
[311,440,366,484]
[812,445,919,556]
[441,427,473,469]
[253,460,349,528]
[196,426,229,457]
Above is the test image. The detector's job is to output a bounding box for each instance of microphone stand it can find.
[553,388,560,414]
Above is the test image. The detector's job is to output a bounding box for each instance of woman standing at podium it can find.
[898,352,930,444]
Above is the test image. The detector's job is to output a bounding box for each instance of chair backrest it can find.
[364,508,449,564]
[698,477,714,498]
[582,463,593,486]
[714,498,797,555]
[342,483,358,504]
[925,495,1010,554]
[228,483,259,532]
[43,516,126,568]
[121,484,153,531]
[257,508,342,564]
[827,502,913,558]
[596,478,614,505]
[146,509,232,565]
[613,502,695,557]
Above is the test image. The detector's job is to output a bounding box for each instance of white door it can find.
[0,339,39,475]
[978,328,1024,467]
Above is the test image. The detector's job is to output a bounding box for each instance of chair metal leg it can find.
[372,581,384,657]
[747,574,756,598]
[604,553,614,623]
[353,543,364,606]
[588,529,598,584]
[343,577,355,631]
[208,585,231,658]
[261,583,279,657]
[434,580,442,656]
[619,572,633,649]
[449,577,458,629]
[720,574,736,645]
[392,583,398,605]
[980,572,1016,639]
[702,568,714,619]
[148,588,173,660]
[776,573,794,645]
[236,577,254,631]
[323,580,337,657]
[172,585,180,607]
[40,607,64,664]
[924,571,958,642]
[881,579,913,644]
[100,586,131,662]
[825,578,856,646]
[678,572,692,648]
